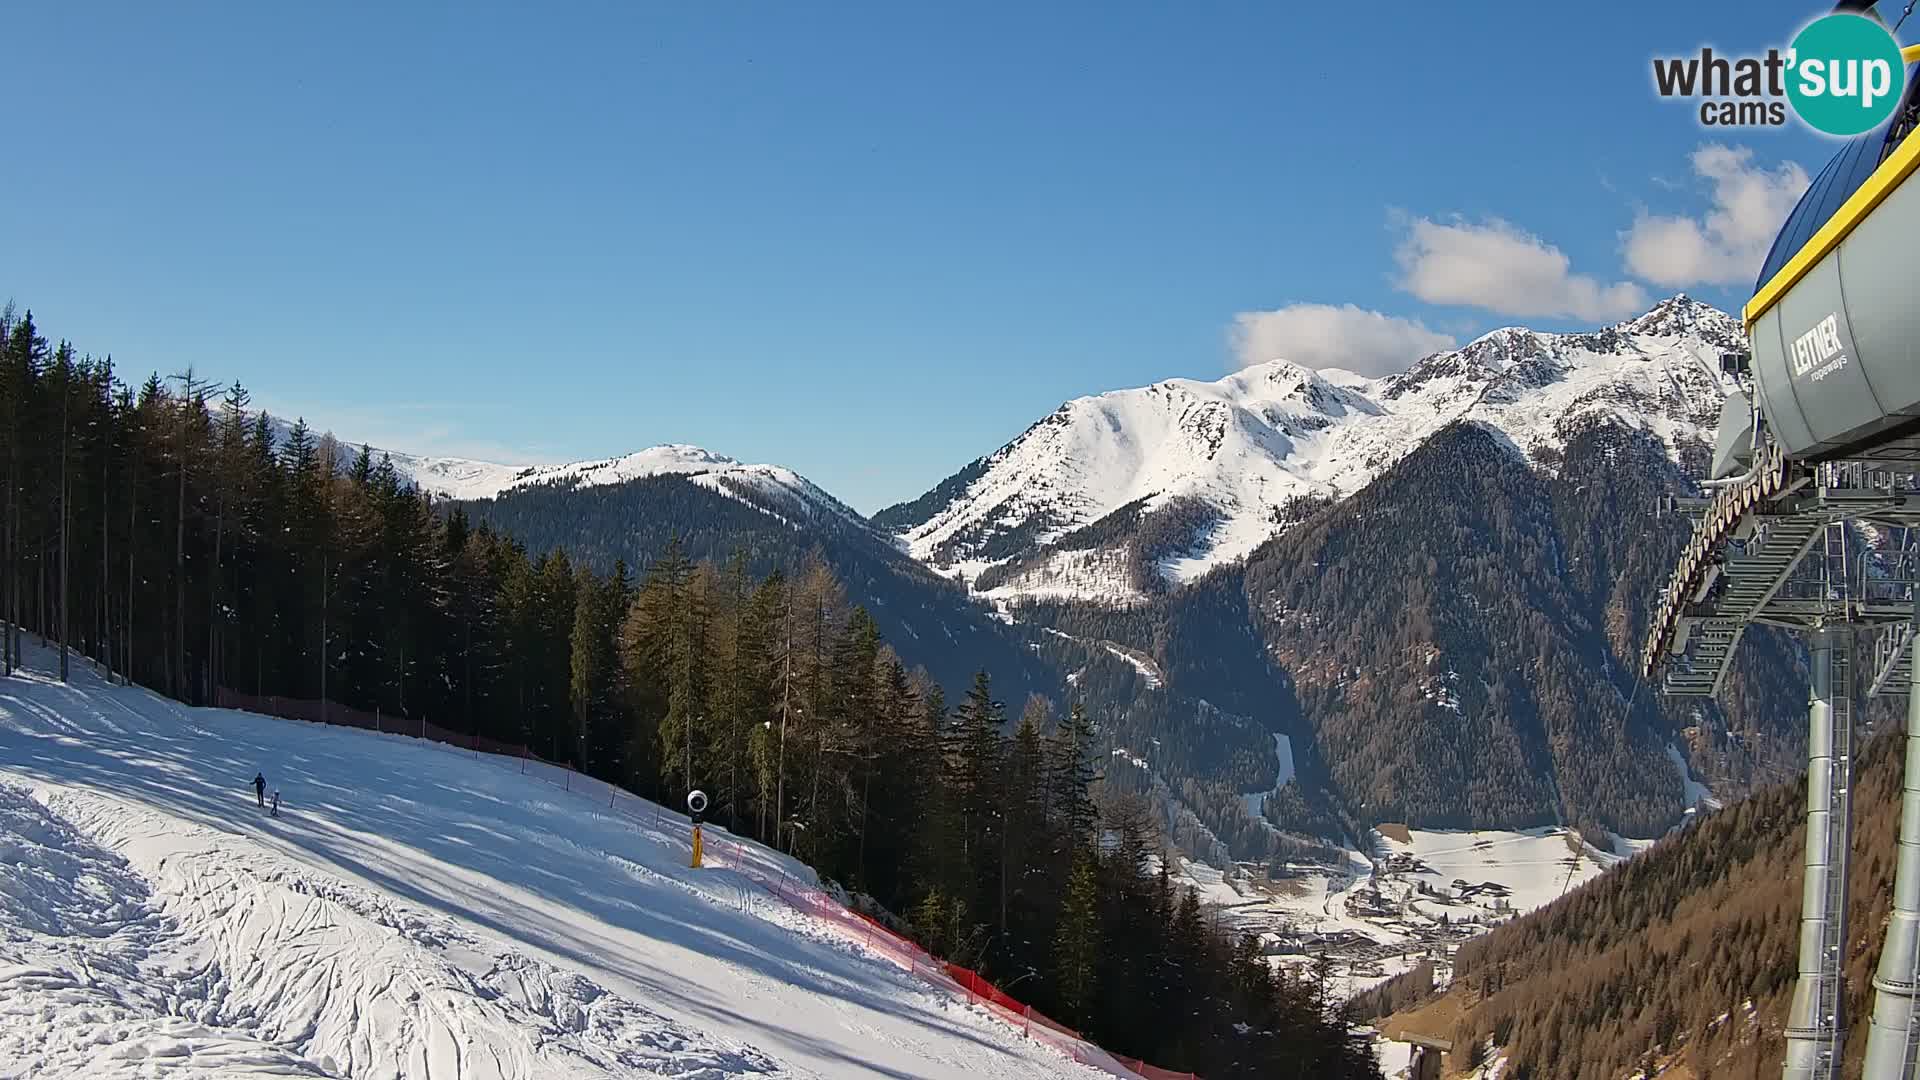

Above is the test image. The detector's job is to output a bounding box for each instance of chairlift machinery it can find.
[1641,13,1920,1076]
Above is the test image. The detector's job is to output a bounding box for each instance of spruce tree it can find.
[1002,702,1048,939]
[1049,702,1099,848]
[570,565,618,773]
[1055,850,1100,1026]
[946,670,1005,928]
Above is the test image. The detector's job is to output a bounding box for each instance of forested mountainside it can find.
[1239,419,1805,835]
[0,308,1382,1078]
[1361,724,1909,1080]
[854,296,1812,844]
[465,474,1342,867]
[455,474,1057,702]
[1018,560,1352,862]
[1250,421,1613,829]
[1009,419,1806,841]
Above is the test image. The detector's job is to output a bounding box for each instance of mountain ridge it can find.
[880,294,1742,605]
[294,293,1739,614]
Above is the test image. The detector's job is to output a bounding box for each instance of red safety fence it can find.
[214,686,1199,1080]
[706,842,1198,1079]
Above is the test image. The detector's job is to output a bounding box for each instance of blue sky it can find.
[0,2,1862,511]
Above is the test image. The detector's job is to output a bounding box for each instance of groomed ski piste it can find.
[0,642,1117,1080]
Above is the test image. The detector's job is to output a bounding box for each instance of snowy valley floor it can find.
[0,645,1103,1080]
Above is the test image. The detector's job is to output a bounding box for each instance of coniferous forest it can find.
[0,308,1380,1078]
[1355,712,1909,1079]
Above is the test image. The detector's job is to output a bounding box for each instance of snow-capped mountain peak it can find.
[258,420,869,534]
[1225,359,1367,413]
[1621,292,1743,344]
[487,443,749,491]
[883,295,1740,605]
[389,442,868,529]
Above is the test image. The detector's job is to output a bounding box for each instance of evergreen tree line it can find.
[453,463,1060,710]
[0,309,1379,1078]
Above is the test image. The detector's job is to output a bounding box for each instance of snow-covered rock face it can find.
[890,295,1741,604]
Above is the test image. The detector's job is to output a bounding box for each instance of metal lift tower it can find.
[1642,39,1920,1079]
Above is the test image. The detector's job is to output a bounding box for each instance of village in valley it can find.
[1170,822,1616,1001]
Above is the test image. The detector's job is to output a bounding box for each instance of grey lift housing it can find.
[1709,391,1755,481]
[1748,131,1920,462]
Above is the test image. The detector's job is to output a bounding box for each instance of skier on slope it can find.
[271,790,281,818]
[253,772,266,808]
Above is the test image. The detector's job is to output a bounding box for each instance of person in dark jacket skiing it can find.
[253,772,266,807]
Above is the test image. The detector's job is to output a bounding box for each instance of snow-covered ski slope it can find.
[0,645,1103,1080]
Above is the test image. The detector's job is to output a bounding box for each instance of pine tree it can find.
[829,607,882,888]
[708,551,751,831]
[665,558,709,796]
[914,888,955,960]
[747,571,787,840]
[790,554,844,863]
[861,650,923,905]
[1049,701,1099,849]
[570,564,619,773]
[912,680,960,897]
[1055,850,1100,1026]
[3,313,49,675]
[1168,884,1208,1056]
[51,342,76,681]
[1002,700,1048,939]
[627,538,698,793]
[947,670,1005,928]
[166,368,214,701]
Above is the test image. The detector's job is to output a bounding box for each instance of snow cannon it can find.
[687,790,708,869]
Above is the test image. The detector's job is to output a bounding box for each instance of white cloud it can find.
[1393,214,1649,321]
[1622,144,1810,288]
[1229,303,1456,376]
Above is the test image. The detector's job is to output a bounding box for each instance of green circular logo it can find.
[1787,13,1907,136]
